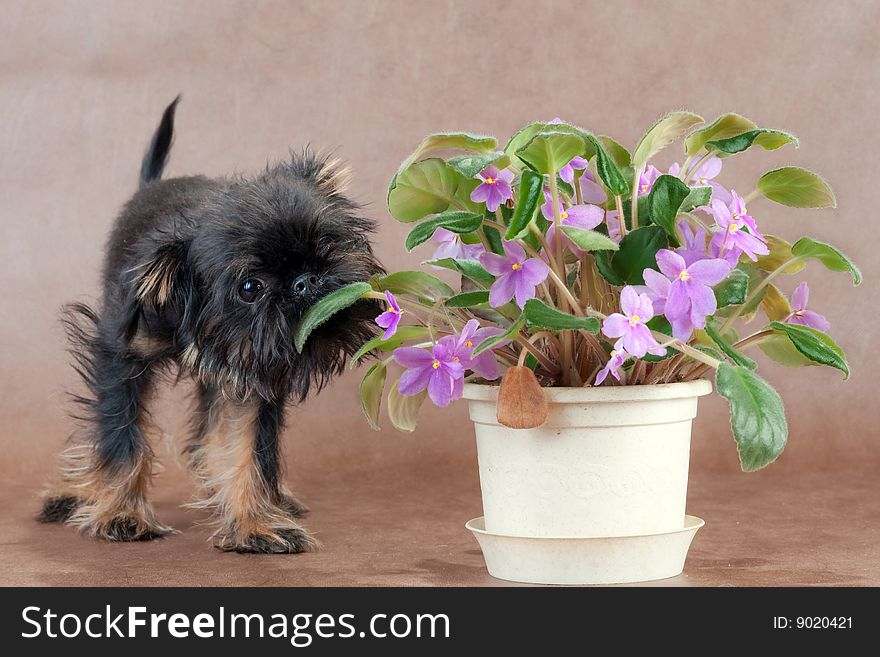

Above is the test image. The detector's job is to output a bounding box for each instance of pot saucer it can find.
[466,515,704,585]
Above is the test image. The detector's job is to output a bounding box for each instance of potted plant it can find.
[294,112,860,584]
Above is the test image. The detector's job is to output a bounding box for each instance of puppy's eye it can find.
[238,279,265,303]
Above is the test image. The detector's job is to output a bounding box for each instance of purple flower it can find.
[393,340,465,407]
[637,165,661,196]
[605,209,622,243]
[655,249,732,340]
[676,219,709,266]
[470,165,514,212]
[702,191,769,264]
[632,268,671,315]
[579,169,608,205]
[594,348,629,386]
[375,291,403,340]
[785,282,830,332]
[669,156,731,203]
[548,118,588,184]
[544,201,605,258]
[480,240,549,308]
[601,286,666,358]
[429,227,484,262]
[449,319,506,380]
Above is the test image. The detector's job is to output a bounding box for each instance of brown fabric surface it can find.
[1,0,878,585]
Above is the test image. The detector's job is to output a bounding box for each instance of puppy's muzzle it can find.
[291,273,320,298]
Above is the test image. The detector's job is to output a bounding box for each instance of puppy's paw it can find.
[38,495,83,523]
[102,516,175,542]
[215,526,319,554]
[277,493,310,518]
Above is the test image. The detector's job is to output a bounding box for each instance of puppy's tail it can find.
[139,95,181,188]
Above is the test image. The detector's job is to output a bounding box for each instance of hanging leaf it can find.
[714,268,750,307]
[754,235,806,274]
[496,366,549,429]
[756,167,837,208]
[505,169,544,239]
[359,362,387,430]
[633,111,704,167]
[716,363,788,472]
[685,113,758,155]
[597,135,631,167]
[516,128,588,176]
[445,290,490,308]
[705,129,798,156]
[404,211,484,251]
[425,257,495,287]
[523,299,600,332]
[387,380,427,433]
[350,325,431,366]
[790,237,861,285]
[560,226,620,252]
[586,135,629,196]
[595,226,668,286]
[370,271,454,302]
[768,321,849,378]
[646,174,691,239]
[704,323,756,369]
[294,282,372,353]
[388,158,480,222]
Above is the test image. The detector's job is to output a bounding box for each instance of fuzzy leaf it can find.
[505,169,544,239]
[371,271,454,302]
[472,317,525,357]
[447,152,508,178]
[646,174,691,238]
[388,158,480,222]
[714,268,750,307]
[560,226,620,252]
[445,290,490,308]
[586,135,628,196]
[706,128,798,156]
[294,282,372,353]
[685,113,757,155]
[754,235,806,275]
[768,321,849,378]
[504,122,549,169]
[597,135,631,167]
[595,226,668,286]
[523,299,600,332]
[359,362,386,430]
[757,167,837,208]
[633,111,704,166]
[425,258,495,287]
[404,211,484,251]
[716,363,788,472]
[760,284,791,322]
[704,323,756,369]
[350,325,430,366]
[679,186,712,213]
[791,237,861,285]
[387,380,427,433]
[391,132,497,183]
[516,128,588,176]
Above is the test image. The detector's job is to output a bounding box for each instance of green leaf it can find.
[754,235,806,275]
[359,362,386,430]
[706,129,798,155]
[388,158,480,222]
[597,135,631,167]
[685,113,757,155]
[387,379,427,433]
[472,317,525,357]
[646,174,691,238]
[294,282,371,353]
[516,129,587,175]
[734,263,767,320]
[560,226,620,252]
[756,167,837,208]
[758,334,813,368]
[505,169,544,239]
[445,290,490,308]
[504,122,549,168]
[586,135,628,196]
[595,226,668,285]
[371,271,454,302]
[404,211,483,252]
[447,152,508,178]
[716,363,788,472]
[768,321,849,378]
[523,298,600,332]
[391,132,497,183]
[425,258,495,287]
[679,186,712,213]
[483,224,504,255]
[633,111,704,166]
[350,325,430,366]
[704,323,756,369]
[714,268,749,307]
[790,237,862,285]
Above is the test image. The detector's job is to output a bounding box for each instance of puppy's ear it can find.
[122,238,196,340]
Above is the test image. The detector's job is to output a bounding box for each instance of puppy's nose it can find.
[291,273,320,297]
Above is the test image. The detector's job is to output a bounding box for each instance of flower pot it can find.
[462,379,712,585]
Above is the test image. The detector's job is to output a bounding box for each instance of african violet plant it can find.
[294,112,861,471]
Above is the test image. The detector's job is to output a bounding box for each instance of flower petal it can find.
[393,346,434,368]
[655,249,686,278]
[470,183,490,204]
[479,251,512,276]
[602,313,629,338]
[488,273,517,307]
[791,281,809,312]
[427,369,455,407]
[664,280,691,320]
[398,366,432,396]
[520,258,549,285]
[513,274,536,308]
[619,285,640,317]
[687,258,731,286]
[502,239,527,262]
[565,204,604,230]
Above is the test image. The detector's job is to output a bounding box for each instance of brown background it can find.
[1,0,877,586]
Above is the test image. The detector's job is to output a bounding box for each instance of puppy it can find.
[39,97,382,553]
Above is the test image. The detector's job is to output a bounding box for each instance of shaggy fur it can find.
[39,97,383,552]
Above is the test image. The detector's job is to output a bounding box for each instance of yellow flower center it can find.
[728,223,739,234]
[679,270,690,282]
[629,315,640,326]
[452,356,460,361]
[389,307,400,315]
[465,340,473,347]
[794,310,804,317]
[432,360,441,369]
[511,263,522,271]
[560,211,568,219]
[697,176,708,185]
[485,177,496,184]
[610,349,619,357]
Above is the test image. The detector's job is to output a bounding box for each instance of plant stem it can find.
[685,150,713,180]
[513,335,558,374]
[616,194,628,238]
[678,155,694,181]
[743,188,760,204]
[630,164,644,230]
[733,328,774,351]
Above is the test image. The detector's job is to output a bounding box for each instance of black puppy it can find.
[39,98,382,553]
